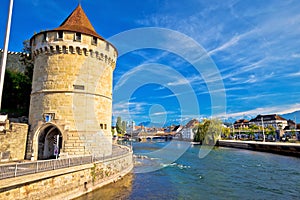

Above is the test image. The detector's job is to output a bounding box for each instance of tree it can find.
[266,125,276,136]
[122,121,127,134]
[193,119,209,143]
[1,40,33,117]
[193,118,222,145]
[116,116,123,134]
[205,118,222,144]
[222,126,231,138]
[2,69,31,116]
[20,40,33,81]
[248,124,259,140]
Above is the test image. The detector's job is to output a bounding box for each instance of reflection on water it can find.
[75,173,134,200]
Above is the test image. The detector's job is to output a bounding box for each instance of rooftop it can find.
[54,4,104,40]
[250,114,287,122]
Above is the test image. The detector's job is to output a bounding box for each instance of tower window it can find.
[92,36,97,45]
[57,31,63,40]
[75,32,81,41]
[105,42,110,51]
[43,32,48,42]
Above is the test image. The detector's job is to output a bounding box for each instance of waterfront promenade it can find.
[217,140,300,157]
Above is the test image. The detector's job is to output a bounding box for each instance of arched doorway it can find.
[37,125,63,160]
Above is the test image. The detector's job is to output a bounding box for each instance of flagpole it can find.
[0,0,14,111]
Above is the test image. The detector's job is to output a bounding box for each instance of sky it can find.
[1,0,300,126]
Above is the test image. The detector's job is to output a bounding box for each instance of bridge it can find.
[135,131,176,142]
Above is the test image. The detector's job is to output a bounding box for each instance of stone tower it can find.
[26,5,117,160]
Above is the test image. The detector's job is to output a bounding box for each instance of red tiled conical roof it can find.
[54,4,104,40]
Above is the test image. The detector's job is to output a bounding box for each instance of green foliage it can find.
[90,163,96,184]
[116,116,123,134]
[116,116,127,135]
[266,125,276,136]
[248,124,259,135]
[222,126,231,138]
[2,69,31,116]
[1,40,33,117]
[193,120,209,143]
[20,40,33,80]
[111,127,115,136]
[122,121,127,134]
[193,118,222,145]
[249,124,259,130]
[291,129,296,136]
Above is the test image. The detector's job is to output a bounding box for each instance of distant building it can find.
[180,119,199,141]
[126,121,136,133]
[233,119,249,129]
[286,119,296,130]
[172,125,183,133]
[249,114,288,130]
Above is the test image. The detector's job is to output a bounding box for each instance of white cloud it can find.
[113,101,148,120]
[223,103,300,119]
[166,75,201,86]
[285,71,300,77]
[208,34,241,56]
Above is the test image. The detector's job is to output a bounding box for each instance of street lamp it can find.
[0,0,14,110]
[261,117,265,142]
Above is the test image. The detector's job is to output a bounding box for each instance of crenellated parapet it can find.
[0,48,30,57]
[31,29,117,70]
[32,43,116,69]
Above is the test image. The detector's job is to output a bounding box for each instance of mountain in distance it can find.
[138,120,181,128]
[138,121,167,128]
[137,110,300,128]
[281,110,300,122]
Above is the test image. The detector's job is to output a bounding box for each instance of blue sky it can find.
[1,0,300,125]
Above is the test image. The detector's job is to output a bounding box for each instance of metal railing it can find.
[0,145,131,180]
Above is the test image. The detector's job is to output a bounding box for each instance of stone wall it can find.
[0,122,28,162]
[0,149,133,200]
[0,49,29,73]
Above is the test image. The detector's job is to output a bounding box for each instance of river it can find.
[77,140,300,200]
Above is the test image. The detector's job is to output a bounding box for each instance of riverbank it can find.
[217,140,300,157]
